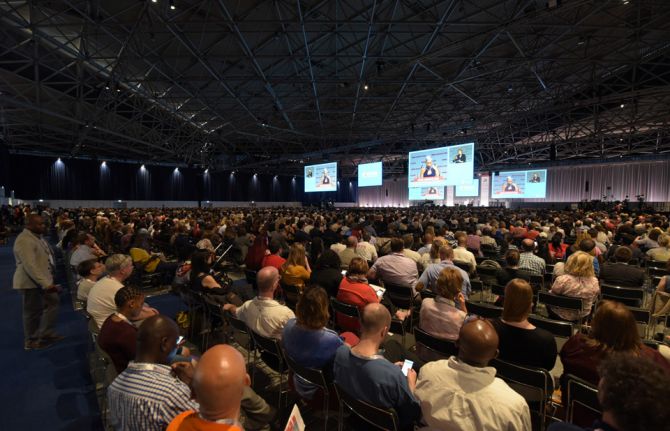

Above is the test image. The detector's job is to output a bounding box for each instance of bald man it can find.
[13,213,62,350]
[223,266,294,339]
[415,319,531,431]
[167,345,274,431]
[108,315,199,431]
[334,303,421,429]
[518,238,546,275]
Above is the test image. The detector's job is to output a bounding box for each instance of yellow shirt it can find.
[129,247,159,273]
[281,264,311,287]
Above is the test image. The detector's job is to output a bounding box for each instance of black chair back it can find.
[250,331,284,373]
[413,327,458,358]
[470,279,485,295]
[283,351,330,390]
[227,311,255,350]
[528,315,573,338]
[244,269,258,290]
[538,291,583,313]
[453,260,472,273]
[491,283,506,297]
[280,281,302,310]
[465,300,503,319]
[600,284,644,307]
[383,282,414,310]
[491,358,553,431]
[565,374,601,427]
[528,274,544,292]
[335,384,399,431]
[420,289,437,299]
[331,298,362,331]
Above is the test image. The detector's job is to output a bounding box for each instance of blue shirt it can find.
[282,319,343,398]
[418,260,472,298]
[333,345,421,428]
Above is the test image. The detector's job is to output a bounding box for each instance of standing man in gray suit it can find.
[14,213,63,350]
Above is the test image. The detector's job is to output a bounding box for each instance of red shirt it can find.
[336,277,379,332]
[261,254,286,271]
[98,315,138,374]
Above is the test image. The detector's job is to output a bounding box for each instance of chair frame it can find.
[335,383,400,431]
[528,315,574,338]
[599,283,645,307]
[413,327,458,359]
[250,330,288,410]
[564,374,601,426]
[226,311,257,384]
[537,292,585,324]
[491,358,554,431]
[283,351,332,431]
[465,300,503,319]
[330,297,362,332]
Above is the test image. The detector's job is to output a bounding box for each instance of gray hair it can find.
[104,254,133,274]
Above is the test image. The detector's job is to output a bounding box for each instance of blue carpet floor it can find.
[0,238,187,430]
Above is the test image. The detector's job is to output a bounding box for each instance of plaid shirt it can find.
[518,252,546,275]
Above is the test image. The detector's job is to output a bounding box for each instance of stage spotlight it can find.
[620,103,625,108]
[56,158,62,163]
[363,84,369,91]
[151,0,157,3]
[169,0,175,9]
[204,168,209,174]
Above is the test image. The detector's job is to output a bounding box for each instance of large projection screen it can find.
[455,178,479,197]
[491,169,547,198]
[358,162,383,187]
[304,162,337,192]
[407,142,474,188]
[409,187,444,200]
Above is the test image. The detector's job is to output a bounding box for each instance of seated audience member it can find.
[416,319,531,431]
[599,246,645,288]
[309,249,343,298]
[76,258,105,302]
[245,231,268,271]
[260,239,285,271]
[108,315,199,431]
[548,232,568,261]
[453,232,477,273]
[283,287,358,399]
[87,254,158,329]
[367,237,419,294]
[356,231,378,263]
[224,266,294,340]
[70,232,106,268]
[401,233,423,267]
[647,233,670,262]
[420,238,444,269]
[338,235,362,269]
[418,267,467,361]
[549,251,600,321]
[416,232,434,256]
[605,233,645,263]
[280,243,311,289]
[495,249,532,286]
[416,245,471,298]
[98,287,146,373]
[167,345,274,431]
[518,238,546,276]
[548,353,670,431]
[129,230,178,278]
[559,300,670,405]
[466,226,481,255]
[337,257,407,332]
[492,279,557,370]
[308,237,324,265]
[189,249,242,306]
[334,303,421,429]
[634,227,662,251]
[579,238,601,276]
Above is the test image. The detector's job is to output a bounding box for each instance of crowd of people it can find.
[7,202,670,430]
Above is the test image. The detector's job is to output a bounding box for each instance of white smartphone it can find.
[401,359,414,376]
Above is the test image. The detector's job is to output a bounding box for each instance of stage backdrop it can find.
[358,160,670,206]
[0,154,356,204]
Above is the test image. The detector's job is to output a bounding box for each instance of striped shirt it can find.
[108,361,198,431]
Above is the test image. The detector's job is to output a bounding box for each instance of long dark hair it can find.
[190,249,213,283]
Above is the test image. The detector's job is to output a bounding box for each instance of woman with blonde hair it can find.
[647,233,670,262]
[492,279,557,370]
[280,243,312,288]
[549,251,600,321]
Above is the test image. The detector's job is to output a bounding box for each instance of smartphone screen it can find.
[401,359,414,376]
[177,336,185,345]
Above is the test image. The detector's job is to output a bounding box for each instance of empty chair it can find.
[383,282,415,311]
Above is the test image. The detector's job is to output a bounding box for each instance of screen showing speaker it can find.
[357,162,383,187]
[409,186,444,200]
[455,178,479,197]
[490,169,547,199]
[407,142,474,188]
[304,162,337,192]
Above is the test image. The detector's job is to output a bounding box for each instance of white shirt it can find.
[236,297,295,340]
[70,244,96,268]
[356,241,378,262]
[416,357,531,431]
[330,243,346,254]
[453,247,477,271]
[87,276,124,329]
[77,278,96,301]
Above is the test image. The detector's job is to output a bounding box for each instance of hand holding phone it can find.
[401,359,414,376]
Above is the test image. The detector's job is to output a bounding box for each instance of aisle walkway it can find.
[0,238,103,430]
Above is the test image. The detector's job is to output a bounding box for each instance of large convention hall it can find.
[2,1,670,430]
